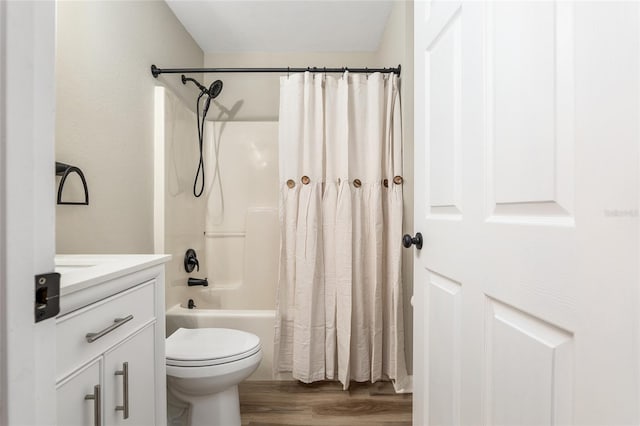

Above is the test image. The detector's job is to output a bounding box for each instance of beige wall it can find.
[55,0,203,253]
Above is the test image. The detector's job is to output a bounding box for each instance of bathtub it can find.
[166,302,279,380]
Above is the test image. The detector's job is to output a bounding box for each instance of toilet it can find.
[166,328,263,426]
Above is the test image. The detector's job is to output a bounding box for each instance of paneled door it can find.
[413,1,639,425]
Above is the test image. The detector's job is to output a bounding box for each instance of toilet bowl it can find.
[166,327,263,426]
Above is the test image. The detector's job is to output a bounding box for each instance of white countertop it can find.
[56,254,171,315]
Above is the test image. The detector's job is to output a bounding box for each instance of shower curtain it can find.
[274,71,409,392]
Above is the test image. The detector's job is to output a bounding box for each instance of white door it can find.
[413,1,639,425]
[0,1,57,424]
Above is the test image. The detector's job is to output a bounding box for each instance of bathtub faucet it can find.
[187,277,208,287]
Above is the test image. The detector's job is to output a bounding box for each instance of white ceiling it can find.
[165,0,394,53]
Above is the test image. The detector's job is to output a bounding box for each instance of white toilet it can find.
[166,327,263,426]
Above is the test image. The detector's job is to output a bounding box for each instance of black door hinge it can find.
[35,272,60,323]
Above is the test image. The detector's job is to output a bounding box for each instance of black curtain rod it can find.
[150,64,401,78]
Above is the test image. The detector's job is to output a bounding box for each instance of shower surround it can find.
[155,87,280,379]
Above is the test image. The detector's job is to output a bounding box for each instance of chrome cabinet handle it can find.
[115,362,129,419]
[84,384,101,426]
[85,315,134,343]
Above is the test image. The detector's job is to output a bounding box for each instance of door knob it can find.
[402,233,423,250]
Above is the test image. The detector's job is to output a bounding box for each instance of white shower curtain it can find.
[274,72,409,392]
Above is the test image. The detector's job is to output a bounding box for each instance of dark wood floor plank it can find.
[239,381,412,426]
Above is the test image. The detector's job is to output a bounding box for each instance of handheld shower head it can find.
[182,76,224,198]
[203,80,223,114]
[208,80,223,99]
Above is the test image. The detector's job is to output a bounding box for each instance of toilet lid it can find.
[166,328,261,367]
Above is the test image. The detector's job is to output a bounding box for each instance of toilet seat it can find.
[166,328,261,367]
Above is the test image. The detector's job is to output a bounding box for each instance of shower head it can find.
[208,80,223,99]
[182,75,223,100]
[203,80,223,115]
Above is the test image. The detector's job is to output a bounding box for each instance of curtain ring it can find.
[287,67,290,79]
[324,67,326,79]
[366,67,369,80]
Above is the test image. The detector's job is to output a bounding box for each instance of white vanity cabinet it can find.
[55,256,169,426]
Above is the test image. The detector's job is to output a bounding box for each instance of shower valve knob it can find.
[184,249,200,273]
[402,233,423,250]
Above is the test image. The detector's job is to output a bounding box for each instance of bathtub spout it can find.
[188,277,209,287]
[187,299,196,309]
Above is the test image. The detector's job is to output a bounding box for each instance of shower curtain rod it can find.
[150,64,401,78]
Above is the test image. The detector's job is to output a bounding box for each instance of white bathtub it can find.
[165,303,278,380]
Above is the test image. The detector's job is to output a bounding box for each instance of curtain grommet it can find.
[393,175,403,185]
[286,179,295,189]
[301,175,310,185]
[353,179,362,188]
[383,179,389,188]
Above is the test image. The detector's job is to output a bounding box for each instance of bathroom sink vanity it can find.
[55,255,170,426]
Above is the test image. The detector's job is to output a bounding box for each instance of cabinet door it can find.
[57,358,102,426]
[104,324,156,426]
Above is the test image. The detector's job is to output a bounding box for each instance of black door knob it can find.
[402,233,423,250]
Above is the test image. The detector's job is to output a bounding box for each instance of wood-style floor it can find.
[238,381,412,426]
